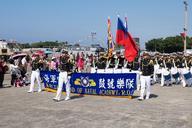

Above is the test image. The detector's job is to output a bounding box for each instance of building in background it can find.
[0,39,12,56]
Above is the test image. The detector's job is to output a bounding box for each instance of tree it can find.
[31,41,60,48]
[145,35,192,53]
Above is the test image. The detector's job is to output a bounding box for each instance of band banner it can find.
[40,71,137,96]
[40,70,60,90]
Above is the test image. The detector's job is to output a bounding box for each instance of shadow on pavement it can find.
[70,94,84,100]
[132,95,140,99]
[150,94,158,98]
[53,95,84,102]
[0,85,12,89]
[132,94,158,99]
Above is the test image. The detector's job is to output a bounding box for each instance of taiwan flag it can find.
[116,17,138,62]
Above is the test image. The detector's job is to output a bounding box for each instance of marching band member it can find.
[171,57,180,85]
[138,53,154,100]
[108,54,116,69]
[188,57,192,74]
[164,57,173,86]
[104,54,114,73]
[96,55,107,69]
[153,56,160,83]
[28,55,42,93]
[160,56,172,86]
[175,56,183,72]
[180,56,192,87]
[53,53,71,101]
[131,57,141,90]
[117,54,124,69]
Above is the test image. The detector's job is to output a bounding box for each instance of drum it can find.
[164,74,171,81]
[163,68,171,81]
[172,72,180,79]
[183,72,191,80]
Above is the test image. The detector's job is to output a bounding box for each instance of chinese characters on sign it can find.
[40,71,137,96]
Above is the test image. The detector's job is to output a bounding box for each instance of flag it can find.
[180,32,186,39]
[107,17,115,57]
[116,17,128,46]
[116,17,138,62]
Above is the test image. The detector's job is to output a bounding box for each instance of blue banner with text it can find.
[40,71,137,96]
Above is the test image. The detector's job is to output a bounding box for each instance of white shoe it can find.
[138,97,144,101]
[38,89,42,93]
[53,97,60,102]
[145,97,149,100]
[65,97,70,101]
[27,90,33,93]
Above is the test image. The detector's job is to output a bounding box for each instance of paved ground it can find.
[0,74,192,128]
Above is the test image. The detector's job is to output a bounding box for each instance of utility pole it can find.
[183,0,188,54]
[91,32,96,43]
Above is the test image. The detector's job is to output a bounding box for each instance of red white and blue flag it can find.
[116,17,138,62]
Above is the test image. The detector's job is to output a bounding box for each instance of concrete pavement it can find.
[0,74,192,128]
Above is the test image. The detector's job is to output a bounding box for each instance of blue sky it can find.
[0,0,191,49]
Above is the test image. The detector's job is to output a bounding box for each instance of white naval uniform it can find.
[140,75,151,99]
[153,64,160,83]
[160,68,171,86]
[180,68,192,87]
[28,69,42,92]
[139,59,154,100]
[54,71,71,101]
